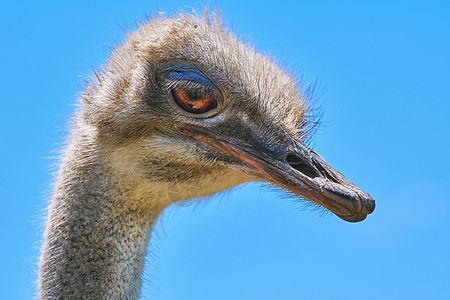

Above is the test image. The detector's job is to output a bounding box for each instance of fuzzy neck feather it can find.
[39,124,167,299]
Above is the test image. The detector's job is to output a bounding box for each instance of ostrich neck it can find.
[39,129,164,299]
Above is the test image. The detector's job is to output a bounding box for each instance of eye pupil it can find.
[172,89,217,114]
[189,92,200,100]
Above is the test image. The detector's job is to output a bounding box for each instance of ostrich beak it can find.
[179,124,375,222]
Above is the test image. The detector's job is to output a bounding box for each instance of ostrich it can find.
[39,13,375,299]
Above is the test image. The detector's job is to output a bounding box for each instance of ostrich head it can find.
[39,12,376,300]
[80,13,374,222]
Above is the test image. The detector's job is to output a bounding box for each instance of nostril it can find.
[286,153,318,178]
[312,159,339,183]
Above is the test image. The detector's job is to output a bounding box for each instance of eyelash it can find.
[166,79,211,94]
[160,72,219,115]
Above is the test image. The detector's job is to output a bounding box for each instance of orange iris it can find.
[172,89,216,114]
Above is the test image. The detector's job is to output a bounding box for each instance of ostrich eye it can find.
[172,88,217,114]
[161,67,219,115]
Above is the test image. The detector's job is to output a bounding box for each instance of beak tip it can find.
[360,192,376,215]
[339,213,368,223]
[338,195,375,223]
[366,196,376,214]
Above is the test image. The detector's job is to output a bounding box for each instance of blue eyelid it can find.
[164,66,213,87]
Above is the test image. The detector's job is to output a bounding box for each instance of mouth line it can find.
[178,124,374,222]
[214,140,364,219]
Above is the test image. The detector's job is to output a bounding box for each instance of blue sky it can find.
[1,1,449,299]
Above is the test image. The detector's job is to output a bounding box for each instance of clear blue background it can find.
[1,1,449,299]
